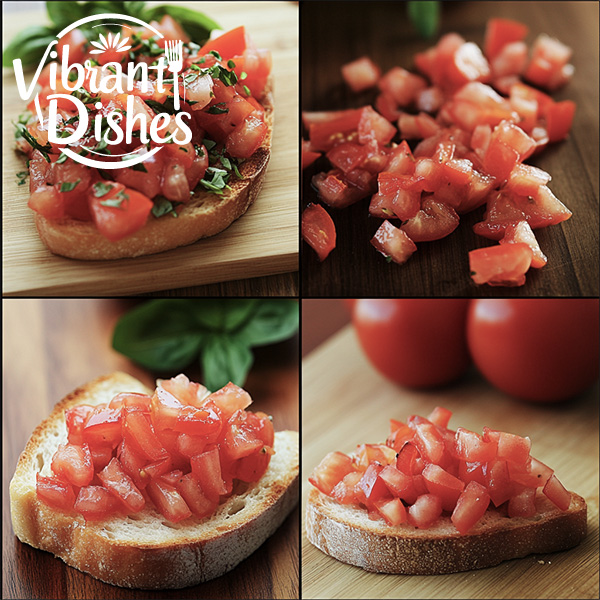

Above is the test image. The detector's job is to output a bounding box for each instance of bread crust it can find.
[306,487,587,575]
[33,82,274,260]
[10,373,299,589]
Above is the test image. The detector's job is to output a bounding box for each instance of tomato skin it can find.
[352,299,471,388]
[467,299,600,402]
[302,203,336,261]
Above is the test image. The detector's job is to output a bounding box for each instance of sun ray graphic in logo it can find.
[88,32,131,55]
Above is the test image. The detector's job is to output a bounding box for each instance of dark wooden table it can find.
[301,1,599,297]
[2,299,299,600]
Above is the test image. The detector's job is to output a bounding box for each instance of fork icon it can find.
[165,40,183,110]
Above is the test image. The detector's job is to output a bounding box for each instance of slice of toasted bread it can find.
[10,372,299,589]
[306,487,587,575]
[33,83,273,260]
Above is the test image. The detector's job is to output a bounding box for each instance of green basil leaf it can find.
[407,1,440,39]
[142,5,220,43]
[3,26,57,68]
[188,299,259,333]
[122,1,147,19]
[201,335,253,390]
[235,300,299,347]
[47,2,86,28]
[112,300,204,371]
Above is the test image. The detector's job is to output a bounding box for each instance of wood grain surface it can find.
[301,1,599,297]
[2,1,299,297]
[302,325,599,599]
[2,299,299,599]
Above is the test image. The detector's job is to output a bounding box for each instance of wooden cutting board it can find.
[2,1,298,296]
[302,326,599,599]
[301,1,599,297]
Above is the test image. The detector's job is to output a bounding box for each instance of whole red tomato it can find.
[352,299,471,388]
[467,299,599,402]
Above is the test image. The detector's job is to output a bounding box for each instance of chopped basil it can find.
[100,190,129,208]
[206,102,229,115]
[152,197,179,218]
[59,179,81,193]
[92,181,114,198]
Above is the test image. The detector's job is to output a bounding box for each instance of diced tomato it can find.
[375,92,402,122]
[302,140,321,169]
[454,428,497,462]
[422,463,465,512]
[342,56,381,92]
[56,29,87,65]
[400,197,459,242]
[371,220,417,265]
[51,443,94,487]
[375,497,407,526]
[146,479,192,523]
[451,481,491,534]
[395,442,421,475]
[122,410,168,461]
[508,456,553,488]
[327,142,368,173]
[358,463,390,506]
[354,444,397,469]
[65,405,94,445]
[508,486,537,518]
[191,447,228,502]
[411,421,445,464]
[302,203,336,261]
[524,34,574,90]
[88,183,152,242]
[483,139,519,182]
[226,114,267,159]
[358,106,396,145]
[408,493,443,529]
[118,439,150,490]
[543,474,571,510]
[201,382,250,419]
[500,220,547,269]
[378,67,427,106]
[198,26,247,60]
[83,406,122,448]
[312,170,366,208]
[447,42,491,88]
[544,100,575,143]
[177,473,218,518]
[36,473,76,511]
[331,471,363,505]
[308,108,363,152]
[175,405,221,436]
[74,485,122,519]
[427,407,452,429]
[469,243,533,287]
[97,457,145,512]
[309,451,356,496]
[484,18,529,60]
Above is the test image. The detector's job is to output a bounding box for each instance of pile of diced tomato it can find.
[19,17,271,242]
[309,407,571,534]
[302,18,576,286]
[36,375,274,523]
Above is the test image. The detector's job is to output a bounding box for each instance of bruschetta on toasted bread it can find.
[10,372,299,589]
[16,19,273,260]
[306,407,586,574]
